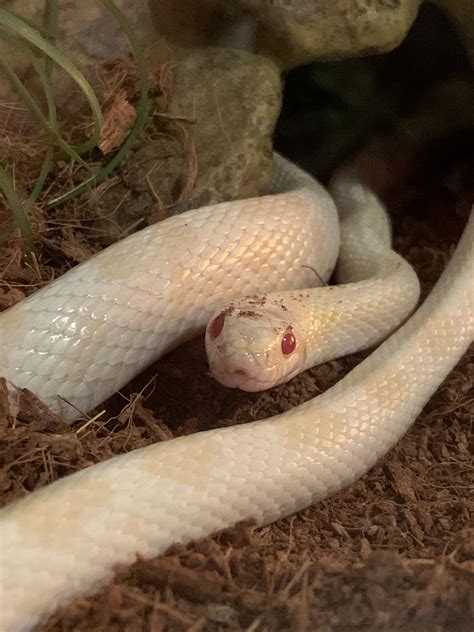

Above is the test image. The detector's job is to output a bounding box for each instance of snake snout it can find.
[230,367,255,385]
[233,369,249,378]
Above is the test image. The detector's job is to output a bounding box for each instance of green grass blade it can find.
[0,32,58,242]
[47,0,149,208]
[0,164,34,252]
[27,147,54,206]
[0,56,91,169]
[3,8,53,38]
[28,1,58,206]
[42,0,59,77]
[0,7,102,152]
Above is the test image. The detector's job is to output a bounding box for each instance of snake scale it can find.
[0,154,472,630]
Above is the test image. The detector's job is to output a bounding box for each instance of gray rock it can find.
[168,48,281,213]
[94,48,281,241]
[150,0,424,70]
[239,0,423,69]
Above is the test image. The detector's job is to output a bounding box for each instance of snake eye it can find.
[281,327,296,355]
[209,313,225,339]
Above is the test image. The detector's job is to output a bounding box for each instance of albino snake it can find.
[0,154,472,630]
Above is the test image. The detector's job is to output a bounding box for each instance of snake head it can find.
[205,295,307,391]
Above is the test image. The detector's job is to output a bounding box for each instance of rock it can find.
[149,0,474,71]
[150,0,423,70]
[94,48,281,241]
[168,48,281,213]
[239,0,424,69]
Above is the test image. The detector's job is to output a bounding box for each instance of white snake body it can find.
[0,156,339,421]
[205,167,420,390]
[0,155,472,630]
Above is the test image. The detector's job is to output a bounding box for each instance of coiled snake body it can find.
[0,154,472,630]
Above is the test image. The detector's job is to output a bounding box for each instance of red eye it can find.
[209,313,225,339]
[281,327,296,355]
